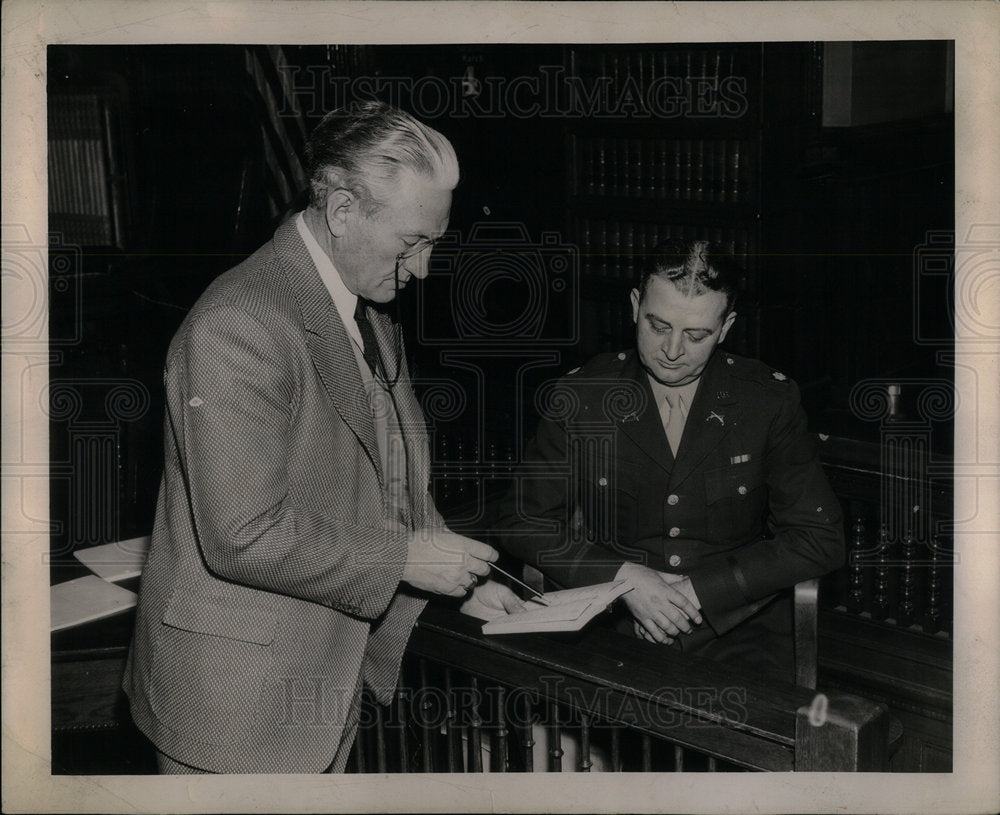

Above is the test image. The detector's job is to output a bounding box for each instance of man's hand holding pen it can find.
[402,528,497,597]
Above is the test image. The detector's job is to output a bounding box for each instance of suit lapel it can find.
[668,352,739,490]
[273,218,382,483]
[616,355,674,476]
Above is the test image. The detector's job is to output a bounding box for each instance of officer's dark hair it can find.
[637,239,742,316]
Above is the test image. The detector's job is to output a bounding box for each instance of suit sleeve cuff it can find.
[688,555,752,634]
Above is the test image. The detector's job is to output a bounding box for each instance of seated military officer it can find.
[494,239,845,679]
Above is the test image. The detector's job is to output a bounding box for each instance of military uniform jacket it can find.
[122,218,436,773]
[495,348,844,638]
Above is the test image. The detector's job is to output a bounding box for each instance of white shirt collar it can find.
[295,211,362,348]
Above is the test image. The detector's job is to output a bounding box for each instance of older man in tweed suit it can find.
[124,103,520,774]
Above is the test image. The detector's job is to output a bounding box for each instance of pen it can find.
[488,561,552,606]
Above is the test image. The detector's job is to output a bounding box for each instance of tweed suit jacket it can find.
[495,348,845,641]
[123,217,436,773]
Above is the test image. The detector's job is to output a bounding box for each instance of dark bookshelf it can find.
[562,43,763,361]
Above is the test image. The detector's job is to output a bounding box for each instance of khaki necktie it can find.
[661,389,688,456]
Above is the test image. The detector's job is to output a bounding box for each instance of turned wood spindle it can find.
[419,660,435,772]
[610,727,622,772]
[374,701,387,772]
[353,733,367,773]
[503,442,514,476]
[519,692,535,773]
[641,734,653,772]
[847,517,866,613]
[548,701,564,772]
[455,436,466,498]
[673,743,685,772]
[439,434,451,505]
[923,534,944,635]
[871,524,892,622]
[897,530,917,627]
[579,713,593,772]
[487,440,498,478]
[494,687,509,772]
[468,676,483,773]
[443,667,459,773]
[395,690,409,772]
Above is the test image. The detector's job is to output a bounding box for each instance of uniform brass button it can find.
[598,477,608,487]
[669,527,680,538]
[667,494,679,506]
[669,554,682,567]
[738,485,747,495]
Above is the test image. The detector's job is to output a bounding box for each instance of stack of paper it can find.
[51,535,150,632]
[51,574,138,632]
[72,535,150,581]
[482,581,633,635]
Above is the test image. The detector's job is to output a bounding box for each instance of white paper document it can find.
[72,535,150,581]
[481,580,633,635]
[50,574,138,632]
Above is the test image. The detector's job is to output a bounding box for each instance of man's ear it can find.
[630,288,641,324]
[319,168,356,239]
[718,310,737,343]
[324,187,355,238]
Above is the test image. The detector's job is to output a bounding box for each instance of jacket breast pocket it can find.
[148,590,277,746]
[704,463,767,543]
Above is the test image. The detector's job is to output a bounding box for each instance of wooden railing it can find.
[817,433,953,639]
[812,433,953,771]
[50,585,900,774]
[347,604,899,773]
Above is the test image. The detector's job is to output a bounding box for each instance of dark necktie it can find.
[354,298,381,377]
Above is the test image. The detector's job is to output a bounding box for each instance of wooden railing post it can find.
[795,692,896,771]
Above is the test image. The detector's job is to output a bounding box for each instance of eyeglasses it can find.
[396,237,437,261]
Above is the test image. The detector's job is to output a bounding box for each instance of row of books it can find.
[572,135,752,203]
[49,138,112,218]
[574,216,754,282]
[48,93,121,246]
[568,46,751,97]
